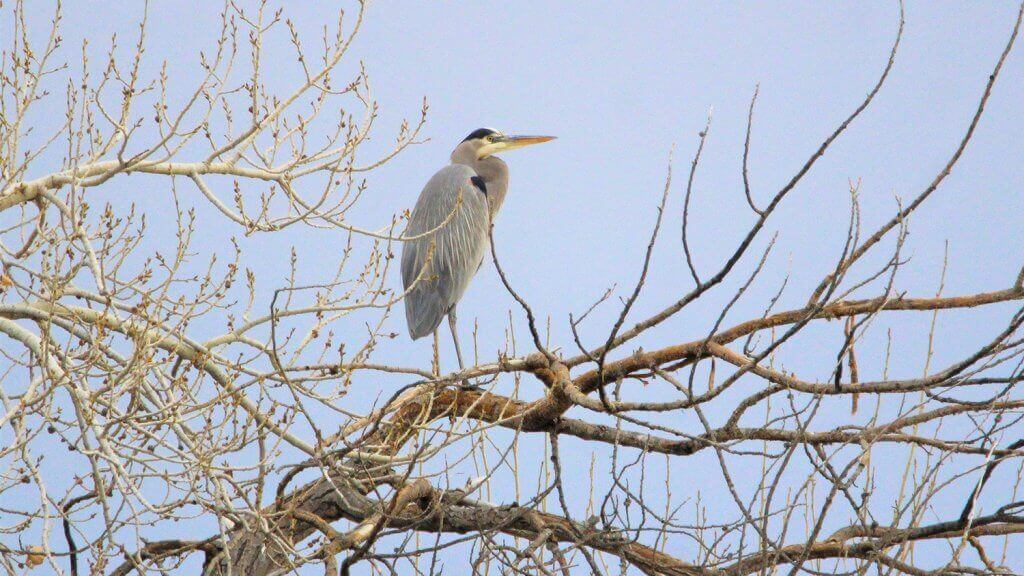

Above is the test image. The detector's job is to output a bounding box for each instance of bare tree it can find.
[1,1,1023,575]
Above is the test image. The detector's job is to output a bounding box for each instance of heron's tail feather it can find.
[406,286,447,340]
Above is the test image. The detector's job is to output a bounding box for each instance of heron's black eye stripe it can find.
[470,176,487,195]
[462,128,497,142]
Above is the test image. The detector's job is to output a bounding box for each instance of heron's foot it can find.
[456,380,482,392]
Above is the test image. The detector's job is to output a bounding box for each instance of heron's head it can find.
[457,128,555,160]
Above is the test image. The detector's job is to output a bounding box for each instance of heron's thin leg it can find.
[448,305,483,389]
[432,329,440,377]
[448,306,480,390]
[448,306,465,372]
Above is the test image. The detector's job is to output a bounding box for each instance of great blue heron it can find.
[401,128,555,371]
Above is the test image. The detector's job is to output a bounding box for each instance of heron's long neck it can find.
[451,150,509,219]
[473,156,509,219]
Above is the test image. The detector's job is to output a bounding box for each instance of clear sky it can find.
[19,1,1024,573]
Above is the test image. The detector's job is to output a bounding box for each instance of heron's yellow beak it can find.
[478,135,556,158]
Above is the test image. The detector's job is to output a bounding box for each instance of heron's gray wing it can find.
[401,164,491,339]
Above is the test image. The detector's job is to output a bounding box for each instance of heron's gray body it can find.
[402,163,497,339]
[400,128,551,359]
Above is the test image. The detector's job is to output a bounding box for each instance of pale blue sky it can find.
[16,1,1024,573]
[56,0,1023,368]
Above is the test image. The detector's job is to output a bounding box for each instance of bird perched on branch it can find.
[401,128,555,371]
